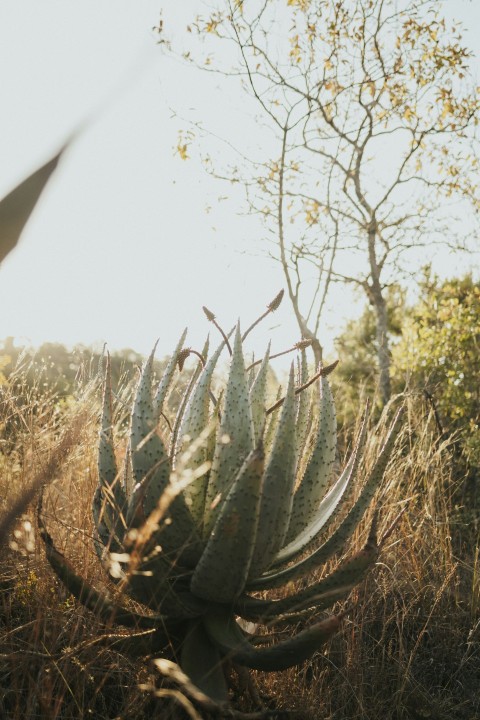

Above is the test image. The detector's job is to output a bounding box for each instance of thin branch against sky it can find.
[0,1,478,363]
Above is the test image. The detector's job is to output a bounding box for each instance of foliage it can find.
[176,0,480,402]
[38,305,403,711]
[2,359,478,719]
[333,285,406,424]
[393,272,480,466]
[0,339,159,463]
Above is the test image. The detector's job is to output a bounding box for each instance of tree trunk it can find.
[372,292,391,405]
[297,320,323,368]
[367,221,391,405]
[277,122,324,369]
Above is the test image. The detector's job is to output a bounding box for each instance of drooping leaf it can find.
[272,405,369,568]
[204,606,344,671]
[249,408,403,589]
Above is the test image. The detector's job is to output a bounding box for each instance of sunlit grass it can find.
[0,357,479,719]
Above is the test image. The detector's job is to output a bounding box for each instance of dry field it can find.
[0,358,478,720]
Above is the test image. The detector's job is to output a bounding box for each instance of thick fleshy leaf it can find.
[181,619,229,704]
[204,606,344,671]
[127,348,170,525]
[249,344,270,444]
[175,337,229,526]
[128,348,201,565]
[295,350,311,461]
[169,369,202,458]
[271,407,369,569]
[191,444,264,602]
[235,585,353,622]
[285,375,337,544]
[203,325,254,535]
[122,449,135,499]
[38,517,162,629]
[249,408,403,589]
[130,346,168,486]
[249,366,297,577]
[152,329,188,421]
[239,528,378,620]
[0,149,64,264]
[92,486,123,556]
[264,384,282,455]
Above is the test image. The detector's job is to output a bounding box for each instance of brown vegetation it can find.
[0,358,478,719]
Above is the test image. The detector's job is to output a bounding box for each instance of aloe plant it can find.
[39,296,403,708]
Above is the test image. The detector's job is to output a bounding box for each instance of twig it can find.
[242,289,284,341]
[266,360,338,415]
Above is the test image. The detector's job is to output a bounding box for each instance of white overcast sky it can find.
[0,1,478,363]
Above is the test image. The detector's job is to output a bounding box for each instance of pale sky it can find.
[0,1,478,364]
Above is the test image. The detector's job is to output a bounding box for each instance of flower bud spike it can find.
[177,348,206,373]
[247,338,313,372]
[202,306,232,355]
[177,348,191,372]
[266,359,339,415]
[242,289,284,341]
[267,288,284,312]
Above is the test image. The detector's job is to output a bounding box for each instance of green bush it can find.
[393,271,480,466]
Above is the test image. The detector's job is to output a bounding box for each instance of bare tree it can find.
[177,0,479,403]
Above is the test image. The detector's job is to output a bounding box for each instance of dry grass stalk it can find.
[0,360,478,719]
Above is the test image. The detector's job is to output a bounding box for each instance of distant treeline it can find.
[0,338,164,398]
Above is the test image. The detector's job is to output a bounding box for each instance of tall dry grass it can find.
[0,359,478,719]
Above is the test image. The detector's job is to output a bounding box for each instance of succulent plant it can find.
[39,295,403,708]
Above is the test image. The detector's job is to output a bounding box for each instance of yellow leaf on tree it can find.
[287,0,310,9]
[442,100,454,119]
[177,144,189,160]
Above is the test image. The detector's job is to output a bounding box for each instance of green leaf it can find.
[250,407,403,589]
[239,529,378,620]
[271,406,369,569]
[294,350,311,460]
[204,605,343,671]
[128,347,202,566]
[285,375,337,544]
[203,325,254,535]
[181,619,229,704]
[175,336,229,527]
[249,365,297,577]
[128,346,170,517]
[191,444,264,602]
[248,344,270,444]
[152,329,188,420]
